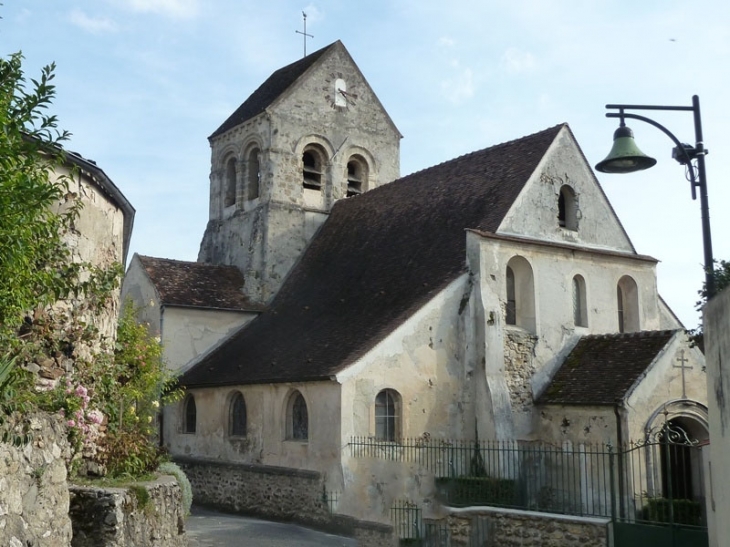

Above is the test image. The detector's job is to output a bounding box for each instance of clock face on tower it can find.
[327,76,356,108]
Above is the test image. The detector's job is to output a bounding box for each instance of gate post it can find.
[608,443,617,523]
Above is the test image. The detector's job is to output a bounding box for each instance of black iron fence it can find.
[351,429,707,531]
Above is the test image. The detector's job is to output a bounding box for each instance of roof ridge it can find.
[399,123,566,183]
[580,329,680,341]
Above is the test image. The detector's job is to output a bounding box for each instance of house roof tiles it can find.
[181,124,565,387]
[137,255,264,312]
[537,330,678,406]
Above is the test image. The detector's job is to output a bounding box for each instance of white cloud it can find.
[438,36,455,48]
[441,66,475,105]
[122,0,199,19]
[501,47,536,74]
[68,10,117,34]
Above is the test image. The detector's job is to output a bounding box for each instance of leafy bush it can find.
[435,476,518,507]
[640,497,703,526]
[158,461,193,515]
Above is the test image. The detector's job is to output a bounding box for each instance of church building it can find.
[121,41,707,528]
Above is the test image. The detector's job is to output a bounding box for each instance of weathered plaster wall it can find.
[69,476,187,547]
[444,506,609,547]
[499,126,633,253]
[703,285,730,547]
[165,381,343,485]
[470,231,672,440]
[120,256,162,335]
[121,257,256,372]
[624,332,707,442]
[336,277,472,522]
[0,414,72,547]
[51,164,126,343]
[162,307,254,372]
[199,44,401,304]
[534,405,617,445]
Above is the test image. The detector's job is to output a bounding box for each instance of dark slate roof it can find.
[181,124,565,387]
[209,42,337,139]
[537,330,678,406]
[137,256,264,312]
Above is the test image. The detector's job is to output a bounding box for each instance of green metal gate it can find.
[612,421,708,547]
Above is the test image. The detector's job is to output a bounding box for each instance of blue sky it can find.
[3,0,729,327]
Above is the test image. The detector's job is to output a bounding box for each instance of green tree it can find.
[0,51,82,345]
[689,259,730,349]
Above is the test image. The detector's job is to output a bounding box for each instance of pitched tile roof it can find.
[181,124,564,387]
[537,330,678,406]
[209,42,337,139]
[137,256,264,312]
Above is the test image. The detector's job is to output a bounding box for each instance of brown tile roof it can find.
[137,256,264,312]
[537,330,678,406]
[209,42,337,139]
[181,124,564,387]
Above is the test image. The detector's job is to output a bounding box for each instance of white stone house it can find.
[122,41,708,525]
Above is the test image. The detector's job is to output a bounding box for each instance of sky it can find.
[3,0,729,328]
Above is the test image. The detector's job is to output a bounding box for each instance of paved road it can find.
[186,506,358,547]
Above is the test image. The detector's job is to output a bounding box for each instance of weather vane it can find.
[295,12,313,57]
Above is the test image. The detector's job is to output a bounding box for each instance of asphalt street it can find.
[186,505,358,547]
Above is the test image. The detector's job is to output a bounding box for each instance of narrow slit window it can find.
[573,275,587,327]
[506,266,516,325]
[375,390,399,441]
[229,392,247,437]
[184,395,196,434]
[289,392,308,440]
[224,158,237,207]
[247,148,260,200]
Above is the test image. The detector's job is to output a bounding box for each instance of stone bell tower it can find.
[198,41,401,305]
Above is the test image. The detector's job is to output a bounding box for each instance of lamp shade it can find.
[595,126,657,173]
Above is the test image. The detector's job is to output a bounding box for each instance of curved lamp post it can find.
[595,95,715,298]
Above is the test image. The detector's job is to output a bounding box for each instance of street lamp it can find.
[595,95,715,298]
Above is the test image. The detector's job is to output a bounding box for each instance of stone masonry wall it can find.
[445,506,609,547]
[69,475,187,547]
[176,457,396,547]
[0,414,72,547]
[504,329,538,412]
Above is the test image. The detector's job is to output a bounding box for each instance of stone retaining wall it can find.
[0,414,72,547]
[445,506,610,547]
[69,475,187,547]
[176,457,396,547]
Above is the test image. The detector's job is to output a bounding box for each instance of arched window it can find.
[558,185,578,230]
[302,148,324,191]
[224,157,237,208]
[572,275,587,327]
[229,392,247,437]
[287,391,308,440]
[375,389,400,441]
[617,275,640,332]
[506,266,516,325]
[184,394,196,434]
[247,148,260,200]
[346,156,367,197]
[505,256,536,333]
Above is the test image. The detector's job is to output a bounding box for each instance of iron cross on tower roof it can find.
[295,12,313,57]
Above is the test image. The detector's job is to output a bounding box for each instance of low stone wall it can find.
[0,413,72,547]
[69,475,187,547]
[445,506,610,547]
[176,457,396,547]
